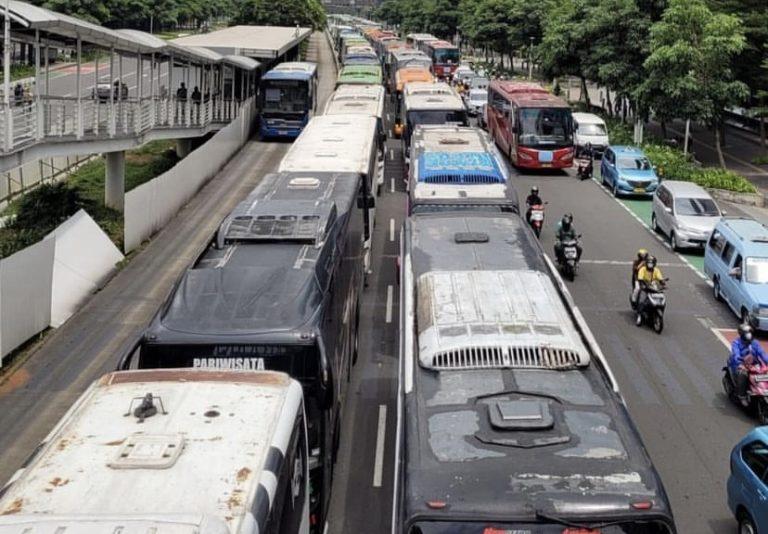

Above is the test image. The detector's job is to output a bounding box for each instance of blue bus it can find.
[259,62,318,139]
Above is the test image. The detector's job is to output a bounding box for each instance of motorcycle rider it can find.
[633,255,665,325]
[632,248,649,288]
[525,186,543,224]
[729,323,768,407]
[554,213,582,263]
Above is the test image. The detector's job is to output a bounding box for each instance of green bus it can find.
[336,65,383,87]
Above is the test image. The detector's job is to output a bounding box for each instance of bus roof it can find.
[324,84,385,118]
[0,370,302,533]
[401,213,672,525]
[263,61,317,81]
[403,82,463,111]
[407,33,437,41]
[149,171,361,342]
[279,114,378,174]
[425,40,457,49]
[491,80,569,108]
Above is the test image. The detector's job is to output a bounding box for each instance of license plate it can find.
[531,212,544,221]
[565,250,577,258]
[633,187,645,193]
[278,130,288,136]
[539,151,554,163]
[540,163,551,168]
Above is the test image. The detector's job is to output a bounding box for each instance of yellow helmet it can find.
[637,248,649,260]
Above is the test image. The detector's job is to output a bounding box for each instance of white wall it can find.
[124,99,256,252]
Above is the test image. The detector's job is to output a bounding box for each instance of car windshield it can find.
[617,155,652,170]
[470,93,487,103]
[746,257,768,284]
[471,77,489,89]
[262,79,309,113]
[434,48,459,64]
[579,122,606,135]
[674,197,719,216]
[517,107,573,148]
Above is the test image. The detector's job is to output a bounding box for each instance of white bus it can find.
[0,370,309,534]
[398,82,467,158]
[279,114,380,271]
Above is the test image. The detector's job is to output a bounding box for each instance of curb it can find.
[707,188,765,208]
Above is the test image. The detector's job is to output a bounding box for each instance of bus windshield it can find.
[262,79,310,114]
[407,110,468,130]
[517,107,573,148]
[434,48,459,64]
[409,521,674,533]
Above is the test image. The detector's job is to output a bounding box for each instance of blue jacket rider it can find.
[729,324,768,405]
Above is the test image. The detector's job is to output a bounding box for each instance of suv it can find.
[600,146,659,197]
[652,180,722,251]
[728,428,768,534]
[705,218,768,329]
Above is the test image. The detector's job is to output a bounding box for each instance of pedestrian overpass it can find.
[0,1,265,209]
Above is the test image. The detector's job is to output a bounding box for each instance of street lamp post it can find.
[527,37,534,81]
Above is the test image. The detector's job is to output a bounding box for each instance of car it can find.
[727,427,768,534]
[469,76,489,91]
[572,112,609,157]
[705,217,768,329]
[453,65,475,86]
[652,180,723,251]
[465,88,487,117]
[600,145,659,197]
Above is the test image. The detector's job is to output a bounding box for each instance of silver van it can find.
[652,180,722,250]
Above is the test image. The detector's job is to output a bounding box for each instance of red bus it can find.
[421,40,460,80]
[486,81,575,169]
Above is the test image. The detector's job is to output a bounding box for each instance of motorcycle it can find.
[634,279,667,334]
[722,362,768,424]
[528,203,546,239]
[575,144,594,181]
[557,236,581,281]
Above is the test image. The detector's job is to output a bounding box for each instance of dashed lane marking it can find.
[579,259,685,267]
[385,285,394,324]
[390,178,395,193]
[372,404,387,488]
[389,218,395,242]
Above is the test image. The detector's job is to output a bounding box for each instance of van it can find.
[572,112,609,157]
[705,217,768,329]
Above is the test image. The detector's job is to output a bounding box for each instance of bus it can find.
[487,80,575,169]
[393,211,677,534]
[324,83,386,162]
[336,64,383,87]
[0,370,310,534]
[397,82,467,156]
[259,62,318,139]
[408,125,518,215]
[422,40,460,80]
[406,32,437,49]
[279,114,380,270]
[388,49,433,93]
[123,170,366,533]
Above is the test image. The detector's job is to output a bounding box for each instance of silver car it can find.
[651,180,723,250]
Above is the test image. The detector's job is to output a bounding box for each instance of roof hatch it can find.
[221,199,336,246]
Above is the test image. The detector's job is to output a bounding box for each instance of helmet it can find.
[531,186,539,195]
[739,323,754,344]
[637,248,649,261]
[561,213,573,226]
[645,256,657,270]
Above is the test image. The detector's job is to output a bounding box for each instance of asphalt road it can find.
[0,31,336,483]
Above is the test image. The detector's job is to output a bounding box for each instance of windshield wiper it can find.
[535,510,625,530]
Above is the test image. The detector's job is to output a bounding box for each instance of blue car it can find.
[600,145,659,197]
[728,427,768,534]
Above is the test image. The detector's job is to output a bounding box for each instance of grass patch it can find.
[10,64,35,81]
[753,153,768,165]
[0,140,178,257]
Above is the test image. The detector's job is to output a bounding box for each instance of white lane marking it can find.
[592,176,709,283]
[373,404,387,488]
[386,113,391,121]
[711,327,732,349]
[390,178,395,193]
[389,218,395,242]
[579,259,683,267]
[386,285,394,323]
[389,148,394,161]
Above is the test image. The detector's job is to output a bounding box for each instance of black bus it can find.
[394,212,676,533]
[121,171,366,533]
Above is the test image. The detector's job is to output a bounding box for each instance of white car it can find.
[573,112,609,157]
[465,88,487,116]
[652,180,723,251]
[454,65,475,86]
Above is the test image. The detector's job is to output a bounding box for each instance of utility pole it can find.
[527,37,534,81]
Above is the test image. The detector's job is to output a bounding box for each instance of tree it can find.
[234,0,326,31]
[639,0,748,167]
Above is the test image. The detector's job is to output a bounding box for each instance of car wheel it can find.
[651,213,659,233]
[670,232,678,251]
[739,511,758,534]
[612,181,619,197]
[742,308,752,327]
[713,278,722,302]
[601,169,607,187]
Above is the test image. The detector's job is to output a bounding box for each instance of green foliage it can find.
[643,144,757,192]
[233,0,326,31]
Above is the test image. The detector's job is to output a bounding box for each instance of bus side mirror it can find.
[358,195,375,210]
[116,336,143,371]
